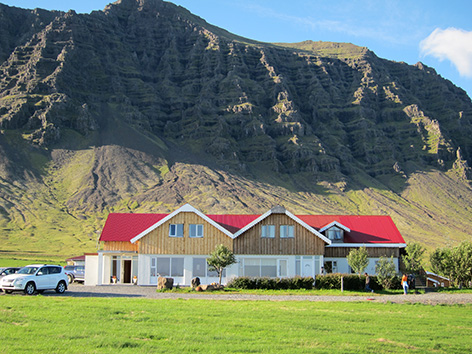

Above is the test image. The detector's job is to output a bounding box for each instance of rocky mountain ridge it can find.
[0,0,471,259]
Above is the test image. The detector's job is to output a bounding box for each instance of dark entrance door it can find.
[123,260,132,283]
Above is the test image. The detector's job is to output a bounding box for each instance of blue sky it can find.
[3,0,472,99]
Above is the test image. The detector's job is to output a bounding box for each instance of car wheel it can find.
[5,290,12,294]
[67,274,74,284]
[24,282,36,295]
[56,281,67,294]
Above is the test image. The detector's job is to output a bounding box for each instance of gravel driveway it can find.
[32,284,471,305]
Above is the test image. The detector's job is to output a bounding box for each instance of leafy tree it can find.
[430,242,472,287]
[207,244,236,286]
[347,246,369,276]
[430,247,453,279]
[375,256,397,289]
[402,242,425,274]
[450,241,472,288]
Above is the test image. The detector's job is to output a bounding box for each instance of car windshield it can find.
[64,266,74,271]
[18,267,39,274]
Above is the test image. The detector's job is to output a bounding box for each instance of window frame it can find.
[327,226,343,241]
[189,224,204,238]
[169,223,184,238]
[261,225,275,238]
[280,225,294,238]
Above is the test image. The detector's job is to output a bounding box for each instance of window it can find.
[49,266,61,274]
[261,259,277,277]
[324,260,337,273]
[189,224,204,238]
[280,225,294,238]
[192,258,225,278]
[193,258,206,277]
[243,258,260,277]
[242,258,281,277]
[156,257,184,277]
[261,225,275,238]
[171,258,184,277]
[169,224,184,237]
[156,257,170,276]
[327,227,343,241]
[295,256,301,276]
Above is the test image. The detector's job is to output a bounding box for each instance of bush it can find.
[315,273,342,289]
[315,274,386,291]
[227,276,314,290]
[227,274,401,291]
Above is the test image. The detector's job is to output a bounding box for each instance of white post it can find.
[97,252,103,285]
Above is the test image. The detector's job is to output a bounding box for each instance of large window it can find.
[156,257,184,277]
[241,258,284,277]
[192,258,225,278]
[261,225,275,238]
[280,225,294,238]
[189,224,204,238]
[169,224,184,237]
[261,259,277,277]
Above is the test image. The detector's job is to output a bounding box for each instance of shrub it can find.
[376,256,398,289]
[315,274,384,291]
[227,276,314,290]
[315,273,341,289]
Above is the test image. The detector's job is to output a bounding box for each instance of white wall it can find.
[323,257,400,275]
[84,255,98,286]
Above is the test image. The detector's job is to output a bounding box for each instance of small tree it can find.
[430,247,453,279]
[347,246,369,276]
[207,244,236,286]
[375,256,397,289]
[430,242,472,287]
[402,242,425,274]
[451,241,472,288]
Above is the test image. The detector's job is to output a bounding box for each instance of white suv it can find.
[0,264,68,295]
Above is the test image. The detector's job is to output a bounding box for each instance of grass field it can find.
[1,297,471,353]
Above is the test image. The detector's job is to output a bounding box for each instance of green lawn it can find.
[1,297,471,353]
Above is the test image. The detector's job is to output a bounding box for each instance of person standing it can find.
[364,272,373,292]
[402,273,409,294]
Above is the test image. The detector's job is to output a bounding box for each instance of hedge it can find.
[314,274,402,290]
[227,274,402,291]
[227,276,315,290]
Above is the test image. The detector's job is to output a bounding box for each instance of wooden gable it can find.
[103,241,139,252]
[233,213,326,255]
[138,212,233,254]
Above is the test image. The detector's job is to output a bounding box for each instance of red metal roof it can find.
[207,214,261,233]
[99,212,405,244]
[99,213,167,242]
[298,215,405,243]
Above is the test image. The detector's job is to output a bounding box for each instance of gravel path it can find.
[43,284,472,305]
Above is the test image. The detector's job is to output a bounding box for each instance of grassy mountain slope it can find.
[0,0,471,261]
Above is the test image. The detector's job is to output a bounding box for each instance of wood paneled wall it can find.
[233,213,326,255]
[138,212,233,254]
[325,247,399,258]
[103,241,138,252]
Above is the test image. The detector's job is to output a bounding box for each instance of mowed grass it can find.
[1,297,471,353]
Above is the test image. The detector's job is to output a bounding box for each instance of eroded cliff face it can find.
[0,0,472,256]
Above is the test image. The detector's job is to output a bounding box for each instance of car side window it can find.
[51,267,61,274]
[37,267,47,275]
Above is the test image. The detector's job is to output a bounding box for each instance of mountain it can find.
[1,0,472,260]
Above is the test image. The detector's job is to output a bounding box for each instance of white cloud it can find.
[420,28,472,77]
